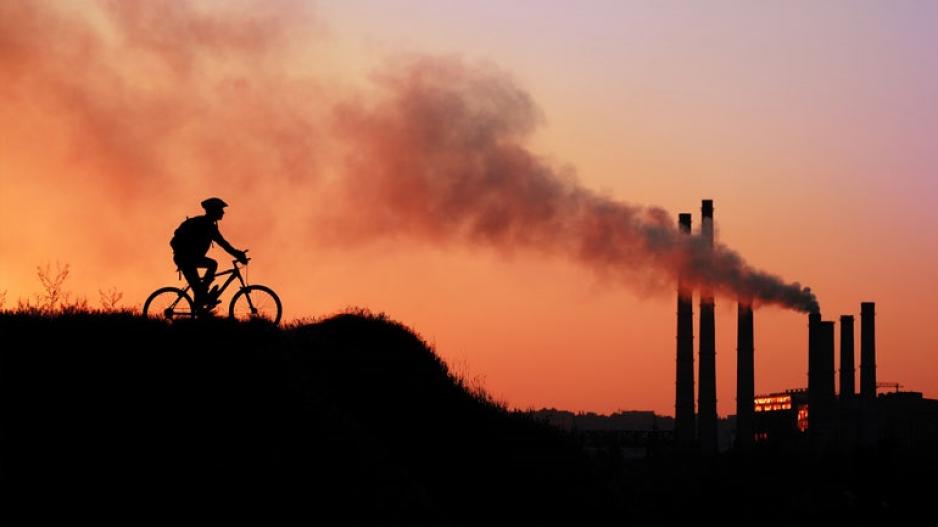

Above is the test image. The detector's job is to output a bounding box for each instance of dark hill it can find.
[0,312,616,525]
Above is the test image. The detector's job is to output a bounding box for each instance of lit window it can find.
[797,405,809,432]
[754,394,792,412]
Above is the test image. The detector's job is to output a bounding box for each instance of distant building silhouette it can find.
[749,303,938,451]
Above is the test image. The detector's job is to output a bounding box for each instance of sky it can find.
[2,1,937,416]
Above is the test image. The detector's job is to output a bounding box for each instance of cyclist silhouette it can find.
[170,197,248,311]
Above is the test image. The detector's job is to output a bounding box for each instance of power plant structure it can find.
[735,301,754,450]
[698,200,718,454]
[674,213,695,447]
[674,201,938,453]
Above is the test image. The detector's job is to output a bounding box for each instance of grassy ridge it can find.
[0,312,612,525]
[7,311,932,525]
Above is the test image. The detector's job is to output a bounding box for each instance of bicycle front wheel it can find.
[229,285,282,325]
[143,287,195,321]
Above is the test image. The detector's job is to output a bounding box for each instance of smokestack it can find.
[820,322,836,401]
[807,313,820,426]
[807,313,819,344]
[840,315,855,401]
[698,200,717,455]
[675,213,695,447]
[735,301,754,450]
[860,302,876,402]
[808,314,836,431]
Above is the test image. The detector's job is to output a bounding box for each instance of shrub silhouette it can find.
[10,262,90,314]
[98,286,124,311]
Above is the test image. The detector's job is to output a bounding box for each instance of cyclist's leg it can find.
[175,254,207,306]
[196,257,219,303]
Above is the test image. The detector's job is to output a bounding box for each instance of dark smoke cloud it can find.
[0,0,324,201]
[0,1,819,313]
[331,57,819,313]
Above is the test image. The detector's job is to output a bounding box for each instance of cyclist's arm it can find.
[211,227,242,256]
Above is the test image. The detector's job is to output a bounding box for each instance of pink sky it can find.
[2,1,937,415]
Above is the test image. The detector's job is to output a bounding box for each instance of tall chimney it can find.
[860,302,876,402]
[819,321,836,402]
[840,315,855,401]
[807,313,821,428]
[698,200,717,454]
[675,213,695,447]
[808,314,836,431]
[735,301,754,450]
[859,302,879,446]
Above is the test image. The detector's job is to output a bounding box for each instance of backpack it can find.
[170,217,208,254]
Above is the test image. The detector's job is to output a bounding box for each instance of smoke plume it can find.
[331,57,819,313]
[0,0,324,201]
[0,1,819,313]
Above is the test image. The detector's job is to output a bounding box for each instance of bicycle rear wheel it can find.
[143,287,196,321]
[229,285,282,325]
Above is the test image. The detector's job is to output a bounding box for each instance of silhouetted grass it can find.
[0,311,614,525]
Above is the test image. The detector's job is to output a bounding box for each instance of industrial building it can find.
[674,202,938,453]
[752,304,938,451]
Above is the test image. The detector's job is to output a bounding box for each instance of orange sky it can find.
[2,1,937,415]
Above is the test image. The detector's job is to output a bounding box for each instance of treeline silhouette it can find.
[2,311,937,525]
[529,408,674,432]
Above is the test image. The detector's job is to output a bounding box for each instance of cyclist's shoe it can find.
[204,286,222,308]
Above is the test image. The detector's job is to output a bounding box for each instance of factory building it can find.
[674,203,938,453]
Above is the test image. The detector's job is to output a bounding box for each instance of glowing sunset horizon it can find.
[2,1,936,417]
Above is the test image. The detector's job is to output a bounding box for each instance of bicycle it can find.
[143,254,282,325]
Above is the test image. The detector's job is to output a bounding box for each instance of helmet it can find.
[201,197,228,211]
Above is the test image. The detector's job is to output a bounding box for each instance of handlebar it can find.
[233,249,250,266]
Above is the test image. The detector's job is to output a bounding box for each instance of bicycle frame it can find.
[176,259,249,305]
[147,255,280,323]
